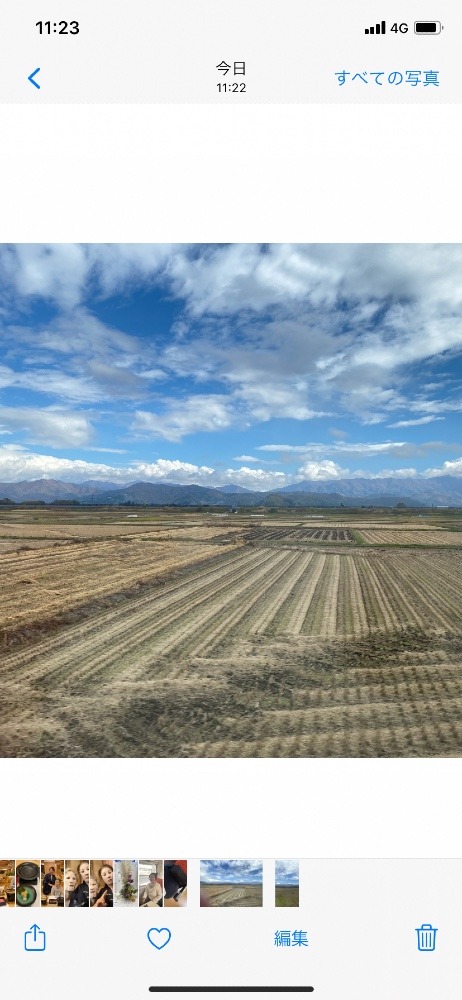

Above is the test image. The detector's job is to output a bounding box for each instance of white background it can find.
[1,102,461,859]
[2,106,462,241]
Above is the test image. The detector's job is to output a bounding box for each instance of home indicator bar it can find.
[148,990,315,994]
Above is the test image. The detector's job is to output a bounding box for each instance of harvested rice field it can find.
[357,528,462,546]
[0,508,461,758]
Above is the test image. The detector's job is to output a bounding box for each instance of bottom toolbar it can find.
[0,859,459,1000]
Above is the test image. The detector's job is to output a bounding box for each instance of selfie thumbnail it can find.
[65,861,89,907]
[90,860,114,907]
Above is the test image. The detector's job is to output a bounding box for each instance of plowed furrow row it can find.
[186,720,462,757]
[284,555,327,634]
[262,554,316,634]
[26,550,276,690]
[229,693,462,740]
[425,558,462,591]
[360,559,401,631]
[1,539,247,627]
[345,556,369,636]
[292,673,462,710]
[365,558,427,630]
[247,551,314,635]
[397,558,462,625]
[336,555,353,634]
[370,561,423,629]
[318,555,340,637]
[388,557,459,629]
[300,557,339,635]
[353,558,395,631]
[0,547,262,680]
[162,550,297,662]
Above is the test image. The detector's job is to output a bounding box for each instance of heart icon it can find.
[147,927,172,950]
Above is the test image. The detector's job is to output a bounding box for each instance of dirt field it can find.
[0,508,461,757]
[200,883,263,906]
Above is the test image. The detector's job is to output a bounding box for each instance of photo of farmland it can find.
[275,860,299,907]
[200,860,263,906]
[0,244,461,758]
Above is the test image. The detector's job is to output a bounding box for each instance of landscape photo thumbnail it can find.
[200,860,263,906]
[275,860,299,907]
[0,244,461,758]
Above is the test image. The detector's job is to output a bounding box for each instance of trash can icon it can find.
[416,923,438,951]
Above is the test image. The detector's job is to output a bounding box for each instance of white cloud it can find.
[86,447,128,454]
[259,440,411,458]
[0,244,174,309]
[131,395,236,442]
[0,444,459,488]
[296,460,348,480]
[11,368,102,404]
[0,448,287,490]
[222,466,287,490]
[0,244,90,309]
[168,244,343,316]
[406,397,462,415]
[370,467,418,478]
[0,447,213,485]
[233,380,330,423]
[129,459,214,482]
[0,407,93,448]
[0,446,119,482]
[387,416,445,428]
[275,860,299,885]
[424,458,462,478]
[2,244,462,442]
[200,859,262,884]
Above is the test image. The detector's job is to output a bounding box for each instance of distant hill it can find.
[0,475,461,507]
[216,484,253,494]
[0,479,102,502]
[279,475,462,505]
[88,481,232,506]
[79,479,132,492]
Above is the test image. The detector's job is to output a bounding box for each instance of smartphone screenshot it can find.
[1,2,461,998]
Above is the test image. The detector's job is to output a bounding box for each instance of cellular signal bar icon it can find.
[365,20,386,34]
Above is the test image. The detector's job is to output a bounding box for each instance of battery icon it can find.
[414,21,441,33]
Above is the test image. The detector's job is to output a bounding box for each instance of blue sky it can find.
[275,860,299,886]
[201,860,263,885]
[1,243,462,489]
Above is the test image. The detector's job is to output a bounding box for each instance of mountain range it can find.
[1,475,462,506]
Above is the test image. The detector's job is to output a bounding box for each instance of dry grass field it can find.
[357,528,462,546]
[0,507,461,758]
[200,883,263,907]
[275,886,299,907]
